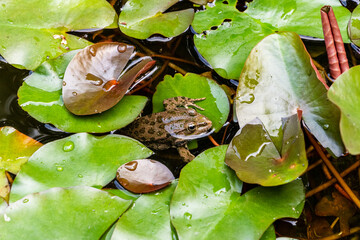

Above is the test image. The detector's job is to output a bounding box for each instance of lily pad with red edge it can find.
[225,114,307,186]
[116,159,174,193]
[0,126,42,199]
[0,186,132,239]
[111,182,177,240]
[62,42,156,115]
[235,31,344,157]
[9,133,153,203]
[18,51,148,133]
[170,145,305,240]
[118,0,194,39]
[152,73,229,132]
[328,65,360,154]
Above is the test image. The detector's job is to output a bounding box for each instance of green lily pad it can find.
[235,32,344,157]
[18,51,148,133]
[261,226,276,240]
[0,186,131,239]
[246,0,350,41]
[170,145,305,240]
[152,73,229,132]
[0,126,42,199]
[118,0,194,39]
[328,66,360,154]
[192,0,350,79]
[226,114,307,186]
[192,2,275,79]
[10,133,153,202]
[348,5,360,47]
[111,182,177,239]
[0,0,117,70]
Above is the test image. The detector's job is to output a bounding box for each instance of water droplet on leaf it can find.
[63,141,74,152]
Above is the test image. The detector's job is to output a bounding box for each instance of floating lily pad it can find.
[192,0,350,79]
[170,145,305,239]
[226,114,307,186]
[0,186,131,239]
[235,32,344,156]
[0,0,117,70]
[18,51,148,133]
[349,5,360,46]
[10,133,153,202]
[328,66,360,154]
[118,0,194,39]
[261,226,276,240]
[111,182,176,239]
[63,43,155,115]
[0,127,42,199]
[116,159,174,193]
[246,0,350,41]
[152,73,229,132]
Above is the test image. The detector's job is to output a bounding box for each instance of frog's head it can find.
[164,108,213,140]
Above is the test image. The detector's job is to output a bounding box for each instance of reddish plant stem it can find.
[321,6,349,79]
[304,128,360,209]
[208,135,220,146]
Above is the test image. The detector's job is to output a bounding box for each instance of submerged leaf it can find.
[226,114,307,186]
[349,5,360,46]
[18,51,148,133]
[10,133,153,202]
[0,127,42,199]
[116,159,174,193]
[0,0,117,70]
[328,66,360,154]
[0,187,131,239]
[119,0,194,39]
[111,182,176,240]
[235,32,344,156]
[170,145,305,239]
[63,43,155,115]
[152,73,229,132]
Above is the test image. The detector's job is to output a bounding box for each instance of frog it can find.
[120,96,213,162]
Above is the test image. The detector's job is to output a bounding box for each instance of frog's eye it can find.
[187,123,197,132]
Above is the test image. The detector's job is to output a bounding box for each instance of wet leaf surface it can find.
[315,192,356,235]
[226,114,307,186]
[118,0,194,39]
[235,32,344,157]
[0,127,42,199]
[111,182,176,240]
[63,42,155,115]
[0,186,132,239]
[349,5,360,46]
[18,51,148,133]
[328,65,360,154]
[0,0,117,70]
[170,145,305,239]
[192,0,351,79]
[152,73,229,132]
[116,159,174,193]
[9,133,153,202]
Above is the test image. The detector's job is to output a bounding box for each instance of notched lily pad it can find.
[0,127,42,199]
[226,114,307,186]
[18,51,148,133]
[9,133,153,202]
[116,159,174,193]
[119,0,194,39]
[0,186,132,239]
[63,42,155,115]
[328,65,360,154]
[235,32,344,157]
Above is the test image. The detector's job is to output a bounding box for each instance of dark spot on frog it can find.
[157,131,162,136]
[156,116,163,123]
[139,128,145,134]
[150,137,155,141]
[159,124,165,129]
[150,121,155,126]
[148,128,155,134]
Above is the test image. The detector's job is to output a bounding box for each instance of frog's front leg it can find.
[177,146,195,162]
[163,97,206,111]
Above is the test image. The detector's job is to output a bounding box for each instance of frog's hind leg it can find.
[177,146,195,162]
[163,97,206,111]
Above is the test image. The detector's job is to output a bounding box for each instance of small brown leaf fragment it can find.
[116,159,174,193]
[315,191,356,235]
